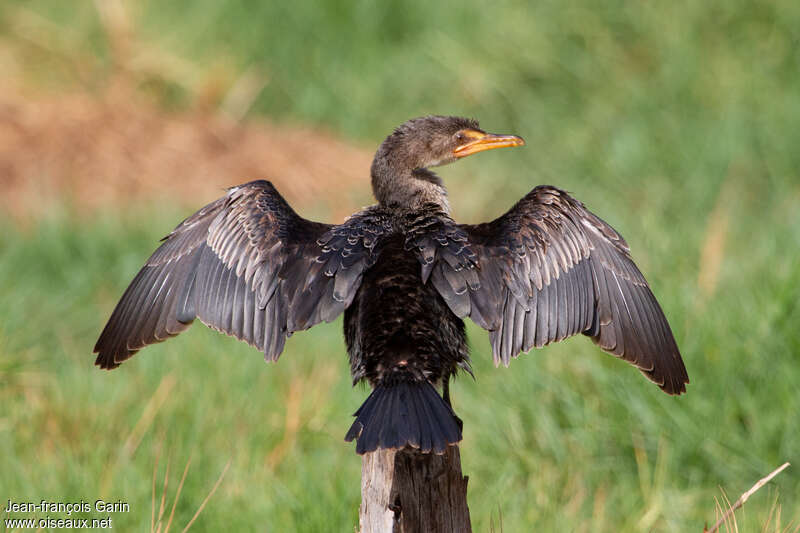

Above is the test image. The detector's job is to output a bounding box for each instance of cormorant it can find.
[94,115,689,455]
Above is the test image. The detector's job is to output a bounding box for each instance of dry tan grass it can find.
[704,463,792,533]
[149,450,232,533]
[0,2,373,223]
[0,83,371,223]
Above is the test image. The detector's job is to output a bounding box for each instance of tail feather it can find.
[345,381,462,455]
[418,394,437,452]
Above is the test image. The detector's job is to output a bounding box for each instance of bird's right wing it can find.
[94,180,391,368]
[424,186,688,394]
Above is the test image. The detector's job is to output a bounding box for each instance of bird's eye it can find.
[455,132,466,142]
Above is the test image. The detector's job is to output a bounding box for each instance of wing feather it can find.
[428,185,688,394]
[94,180,391,369]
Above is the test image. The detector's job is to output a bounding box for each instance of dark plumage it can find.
[95,115,689,455]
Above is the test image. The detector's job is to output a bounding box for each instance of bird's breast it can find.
[343,234,468,386]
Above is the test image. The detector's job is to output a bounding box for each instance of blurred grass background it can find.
[1,0,799,531]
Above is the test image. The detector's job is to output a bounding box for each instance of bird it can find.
[94,115,689,455]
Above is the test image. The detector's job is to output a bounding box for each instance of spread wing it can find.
[94,180,390,369]
[426,185,689,394]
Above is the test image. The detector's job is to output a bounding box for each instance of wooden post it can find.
[358,446,472,533]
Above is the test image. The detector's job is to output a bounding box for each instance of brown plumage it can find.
[95,115,689,455]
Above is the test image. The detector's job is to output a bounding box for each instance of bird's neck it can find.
[371,159,451,213]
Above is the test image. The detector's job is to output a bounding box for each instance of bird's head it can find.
[378,115,525,170]
[371,115,524,209]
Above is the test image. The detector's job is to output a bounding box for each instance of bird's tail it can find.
[345,381,462,455]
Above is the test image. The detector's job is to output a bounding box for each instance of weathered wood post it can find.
[358,446,472,533]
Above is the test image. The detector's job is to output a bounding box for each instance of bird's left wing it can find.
[423,186,688,394]
[94,180,391,368]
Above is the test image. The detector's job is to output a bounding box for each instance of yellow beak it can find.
[453,132,526,158]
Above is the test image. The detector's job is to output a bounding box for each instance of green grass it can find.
[2,190,798,531]
[2,0,800,531]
